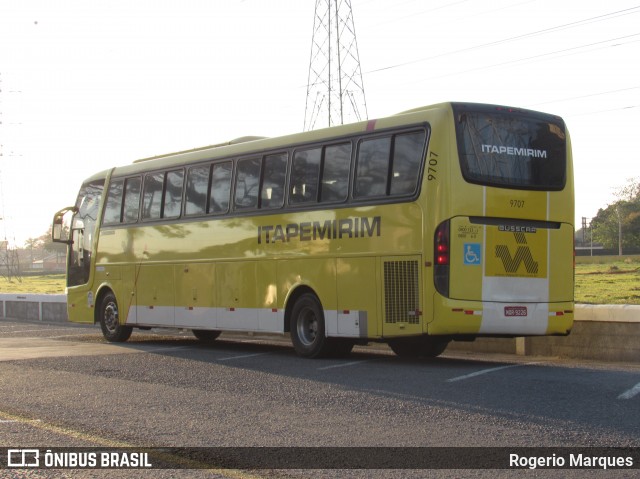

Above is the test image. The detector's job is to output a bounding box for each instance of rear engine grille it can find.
[383,260,420,324]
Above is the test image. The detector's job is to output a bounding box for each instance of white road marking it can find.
[447,362,538,382]
[618,382,640,400]
[217,352,271,361]
[317,360,372,371]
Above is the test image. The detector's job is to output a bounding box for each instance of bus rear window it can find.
[454,105,566,190]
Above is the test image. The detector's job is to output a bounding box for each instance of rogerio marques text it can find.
[510,453,634,470]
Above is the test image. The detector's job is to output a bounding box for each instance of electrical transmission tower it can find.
[304,0,368,131]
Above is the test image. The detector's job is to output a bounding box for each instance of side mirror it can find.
[52,206,78,244]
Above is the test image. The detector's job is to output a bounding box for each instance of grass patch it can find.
[576,255,640,265]
[575,261,640,305]
[0,274,66,294]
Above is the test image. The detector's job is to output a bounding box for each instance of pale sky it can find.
[0,0,638,246]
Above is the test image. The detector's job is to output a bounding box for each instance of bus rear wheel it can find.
[290,293,331,358]
[99,292,132,342]
[192,329,221,343]
[388,336,449,358]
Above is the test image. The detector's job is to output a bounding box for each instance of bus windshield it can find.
[68,180,103,287]
[453,104,566,190]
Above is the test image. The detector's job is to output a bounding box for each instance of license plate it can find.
[504,306,528,317]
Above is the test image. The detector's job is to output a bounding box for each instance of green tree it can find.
[591,178,640,253]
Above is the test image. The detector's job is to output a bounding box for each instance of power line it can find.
[371,0,473,27]
[352,3,640,116]
[396,33,640,87]
[563,104,638,117]
[364,5,640,74]
[526,86,640,108]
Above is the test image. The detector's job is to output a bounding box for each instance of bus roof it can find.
[98,102,455,179]
[133,136,269,163]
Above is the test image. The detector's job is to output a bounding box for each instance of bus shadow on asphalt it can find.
[112,330,504,372]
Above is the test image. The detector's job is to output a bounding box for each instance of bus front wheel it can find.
[99,292,133,342]
[290,293,331,358]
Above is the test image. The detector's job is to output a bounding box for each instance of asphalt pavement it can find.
[1,319,638,478]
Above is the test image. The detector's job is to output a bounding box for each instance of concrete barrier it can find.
[0,294,68,322]
[0,294,638,362]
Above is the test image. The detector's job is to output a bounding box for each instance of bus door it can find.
[53,181,104,289]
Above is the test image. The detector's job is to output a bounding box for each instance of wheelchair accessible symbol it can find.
[464,243,481,265]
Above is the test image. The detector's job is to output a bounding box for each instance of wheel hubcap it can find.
[297,307,318,346]
[104,301,119,332]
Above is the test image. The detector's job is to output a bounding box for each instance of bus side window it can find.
[290,148,320,204]
[234,158,261,210]
[123,177,141,223]
[103,179,124,225]
[390,131,426,196]
[210,162,232,214]
[355,137,391,198]
[163,169,184,219]
[142,172,164,220]
[185,165,209,216]
[261,153,287,209]
[320,143,351,203]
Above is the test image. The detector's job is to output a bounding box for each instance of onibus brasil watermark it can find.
[3,449,152,469]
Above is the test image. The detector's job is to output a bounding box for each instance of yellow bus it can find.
[52,102,574,358]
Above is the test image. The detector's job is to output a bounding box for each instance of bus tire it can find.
[192,329,221,343]
[388,338,423,358]
[389,336,449,358]
[99,292,132,342]
[290,293,330,358]
[422,337,450,358]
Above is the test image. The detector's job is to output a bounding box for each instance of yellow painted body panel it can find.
[90,203,422,337]
[336,257,380,337]
[174,262,216,327]
[66,286,95,324]
[485,188,549,221]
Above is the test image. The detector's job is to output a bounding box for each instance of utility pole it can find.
[304,0,368,131]
[615,204,623,256]
[0,72,22,282]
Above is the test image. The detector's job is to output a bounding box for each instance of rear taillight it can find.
[434,220,450,297]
